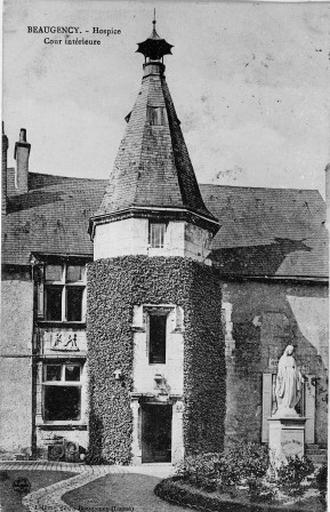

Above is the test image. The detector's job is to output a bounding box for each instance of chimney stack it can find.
[2,122,8,215]
[14,128,31,194]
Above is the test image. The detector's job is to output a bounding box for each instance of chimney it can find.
[14,128,31,194]
[2,122,8,215]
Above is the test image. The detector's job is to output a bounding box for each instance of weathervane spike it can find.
[153,8,156,26]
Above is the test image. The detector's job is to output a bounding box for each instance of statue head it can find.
[284,344,294,356]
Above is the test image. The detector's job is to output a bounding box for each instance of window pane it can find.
[45,265,63,282]
[45,286,62,321]
[148,106,164,126]
[149,223,165,248]
[45,365,61,381]
[66,265,84,283]
[65,365,80,381]
[66,287,83,322]
[44,386,81,421]
[149,315,166,364]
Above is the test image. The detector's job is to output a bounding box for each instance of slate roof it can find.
[2,171,105,265]
[95,62,217,226]
[2,171,328,279]
[203,184,328,279]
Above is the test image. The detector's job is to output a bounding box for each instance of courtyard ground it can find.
[0,470,75,512]
[0,461,184,512]
[64,472,192,512]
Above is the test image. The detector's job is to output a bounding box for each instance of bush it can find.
[276,455,314,497]
[175,442,270,496]
[219,441,269,493]
[155,477,299,512]
[315,463,327,504]
[175,452,222,491]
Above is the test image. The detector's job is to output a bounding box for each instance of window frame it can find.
[41,262,87,323]
[148,312,168,365]
[147,106,165,126]
[42,362,83,423]
[148,221,167,249]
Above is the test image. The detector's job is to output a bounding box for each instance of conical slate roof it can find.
[93,30,219,233]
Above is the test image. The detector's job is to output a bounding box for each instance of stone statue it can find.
[274,345,304,417]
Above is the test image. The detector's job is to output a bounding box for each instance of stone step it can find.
[305,444,327,465]
[305,453,327,465]
[305,446,328,454]
[305,449,327,455]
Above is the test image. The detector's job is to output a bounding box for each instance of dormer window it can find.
[149,221,166,248]
[147,106,165,126]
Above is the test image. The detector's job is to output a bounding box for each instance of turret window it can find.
[149,314,167,364]
[147,106,165,126]
[149,221,166,248]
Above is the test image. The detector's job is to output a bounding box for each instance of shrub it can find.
[175,442,270,497]
[219,441,269,492]
[276,455,314,497]
[175,452,222,492]
[315,463,327,504]
[155,477,297,512]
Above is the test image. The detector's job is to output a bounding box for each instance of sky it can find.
[3,0,330,195]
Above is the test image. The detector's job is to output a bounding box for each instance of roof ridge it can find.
[29,171,108,183]
[26,172,324,195]
[132,75,161,206]
[201,182,322,194]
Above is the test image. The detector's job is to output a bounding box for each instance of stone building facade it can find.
[1,23,328,464]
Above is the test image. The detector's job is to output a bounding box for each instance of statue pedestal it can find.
[268,416,306,466]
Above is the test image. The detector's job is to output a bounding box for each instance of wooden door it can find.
[142,404,172,463]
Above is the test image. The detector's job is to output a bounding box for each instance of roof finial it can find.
[136,12,173,62]
[151,8,158,38]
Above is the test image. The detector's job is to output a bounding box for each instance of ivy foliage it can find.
[87,255,224,464]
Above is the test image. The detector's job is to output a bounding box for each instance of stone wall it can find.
[222,279,328,447]
[132,306,184,396]
[0,267,33,456]
[94,218,212,262]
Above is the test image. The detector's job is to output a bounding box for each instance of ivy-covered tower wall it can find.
[87,20,223,464]
[87,256,224,464]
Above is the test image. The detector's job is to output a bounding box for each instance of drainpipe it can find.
[325,163,330,232]
[30,254,39,459]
